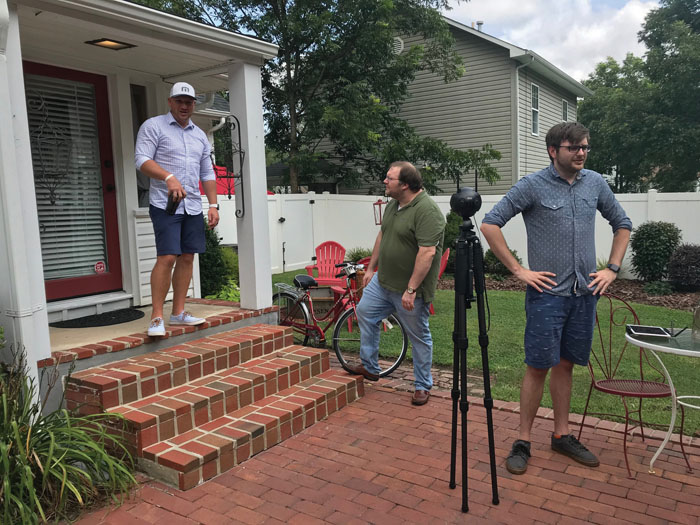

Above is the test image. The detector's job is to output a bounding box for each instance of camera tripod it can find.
[448,188,499,512]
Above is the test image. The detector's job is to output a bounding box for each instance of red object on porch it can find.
[305,241,346,287]
[199,166,274,195]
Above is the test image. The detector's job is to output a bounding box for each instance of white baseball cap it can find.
[170,82,196,99]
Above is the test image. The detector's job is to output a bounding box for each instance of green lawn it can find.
[272,269,698,435]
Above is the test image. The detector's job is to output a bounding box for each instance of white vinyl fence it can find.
[213,189,700,279]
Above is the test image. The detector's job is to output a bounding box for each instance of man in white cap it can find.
[135,82,220,337]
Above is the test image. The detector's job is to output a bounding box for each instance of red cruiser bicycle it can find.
[273,262,408,377]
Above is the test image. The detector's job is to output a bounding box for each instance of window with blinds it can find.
[25,75,108,281]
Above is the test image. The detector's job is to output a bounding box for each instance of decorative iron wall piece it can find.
[27,90,74,205]
[214,114,246,217]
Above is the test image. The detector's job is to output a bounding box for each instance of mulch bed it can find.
[438,276,700,311]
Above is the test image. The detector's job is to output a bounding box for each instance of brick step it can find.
[137,369,363,490]
[109,345,330,456]
[66,324,292,414]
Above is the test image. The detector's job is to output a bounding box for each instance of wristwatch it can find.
[209,203,220,210]
[406,287,416,294]
[607,263,620,273]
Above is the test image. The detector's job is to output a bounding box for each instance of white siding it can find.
[518,69,578,178]
[134,210,197,306]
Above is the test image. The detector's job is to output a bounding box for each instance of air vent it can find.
[392,37,404,55]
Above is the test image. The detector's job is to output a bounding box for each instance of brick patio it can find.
[75,377,700,524]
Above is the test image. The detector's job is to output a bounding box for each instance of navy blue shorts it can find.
[524,288,599,369]
[149,205,206,256]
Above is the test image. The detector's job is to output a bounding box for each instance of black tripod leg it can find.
[472,240,500,505]
[449,303,460,489]
[460,334,469,512]
[450,237,468,491]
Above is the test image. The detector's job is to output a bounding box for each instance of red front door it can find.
[24,62,122,301]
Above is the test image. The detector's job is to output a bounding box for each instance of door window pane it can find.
[25,75,108,280]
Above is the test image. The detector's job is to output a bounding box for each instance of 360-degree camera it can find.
[450,187,482,219]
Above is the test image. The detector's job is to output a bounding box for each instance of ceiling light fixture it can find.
[85,38,136,51]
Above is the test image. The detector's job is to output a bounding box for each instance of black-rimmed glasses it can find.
[556,144,592,153]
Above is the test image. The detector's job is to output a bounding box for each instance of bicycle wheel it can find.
[332,308,408,377]
[273,291,310,346]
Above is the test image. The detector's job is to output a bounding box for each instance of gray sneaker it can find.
[506,439,531,475]
[551,434,600,467]
[170,311,205,326]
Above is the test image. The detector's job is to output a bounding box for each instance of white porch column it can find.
[0,1,50,388]
[228,62,272,309]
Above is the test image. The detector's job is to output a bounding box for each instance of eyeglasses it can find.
[384,176,400,182]
[556,144,592,153]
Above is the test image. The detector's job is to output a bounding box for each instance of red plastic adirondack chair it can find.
[305,241,346,287]
[429,248,450,315]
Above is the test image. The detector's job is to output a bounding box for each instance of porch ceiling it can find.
[16,0,278,93]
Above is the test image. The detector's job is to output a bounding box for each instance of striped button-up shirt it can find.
[483,164,633,296]
[135,112,215,215]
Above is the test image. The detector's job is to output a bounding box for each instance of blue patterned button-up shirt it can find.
[483,164,633,296]
[135,112,215,215]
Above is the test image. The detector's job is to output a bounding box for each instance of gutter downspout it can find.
[0,0,8,54]
[514,54,534,181]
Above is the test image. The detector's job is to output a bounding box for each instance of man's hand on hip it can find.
[513,267,557,293]
[588,268,617,295]
[207,207,219,228]
[401,291,416,311]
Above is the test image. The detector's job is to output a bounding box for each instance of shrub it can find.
[221,246,239,282]
[668,244,700,292]
[199,223,228,297]
[206,279,241,302]
[0,351,136,523]
[346,247,372,263]
[630,221,682,282]
[443,211,462,274]
[483,248,522,276]
[643,280,675,296]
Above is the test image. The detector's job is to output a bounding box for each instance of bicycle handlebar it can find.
[334,261,365,278]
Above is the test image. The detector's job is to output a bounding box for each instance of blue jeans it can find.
[356,275,433,391]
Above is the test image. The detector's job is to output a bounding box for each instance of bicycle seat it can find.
[293,274,318,290]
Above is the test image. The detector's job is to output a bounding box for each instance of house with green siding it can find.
[390,18,592,195]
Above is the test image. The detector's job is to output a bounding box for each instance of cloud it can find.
[445,0,659,82]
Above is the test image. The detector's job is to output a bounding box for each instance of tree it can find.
[578,56,656,192]
[135,0,500,193]
[579,0,700,192]
[638,0,700,192]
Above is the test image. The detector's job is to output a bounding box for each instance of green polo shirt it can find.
[378,191,445,303]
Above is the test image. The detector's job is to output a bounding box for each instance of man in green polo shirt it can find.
[348,161,445,405]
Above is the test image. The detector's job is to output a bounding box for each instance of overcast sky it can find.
[445,0,660,82]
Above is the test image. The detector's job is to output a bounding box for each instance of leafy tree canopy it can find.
[134,0,500,193]
[579,0,700,192]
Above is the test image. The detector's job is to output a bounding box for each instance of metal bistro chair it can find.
[577,293,691,478]
[305,241,346,287]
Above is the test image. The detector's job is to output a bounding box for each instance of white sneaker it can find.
[148,317,165,337]
[170,311,205,326]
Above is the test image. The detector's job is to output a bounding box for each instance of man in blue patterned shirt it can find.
[135,82,219,337]
[481,122,632,475]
